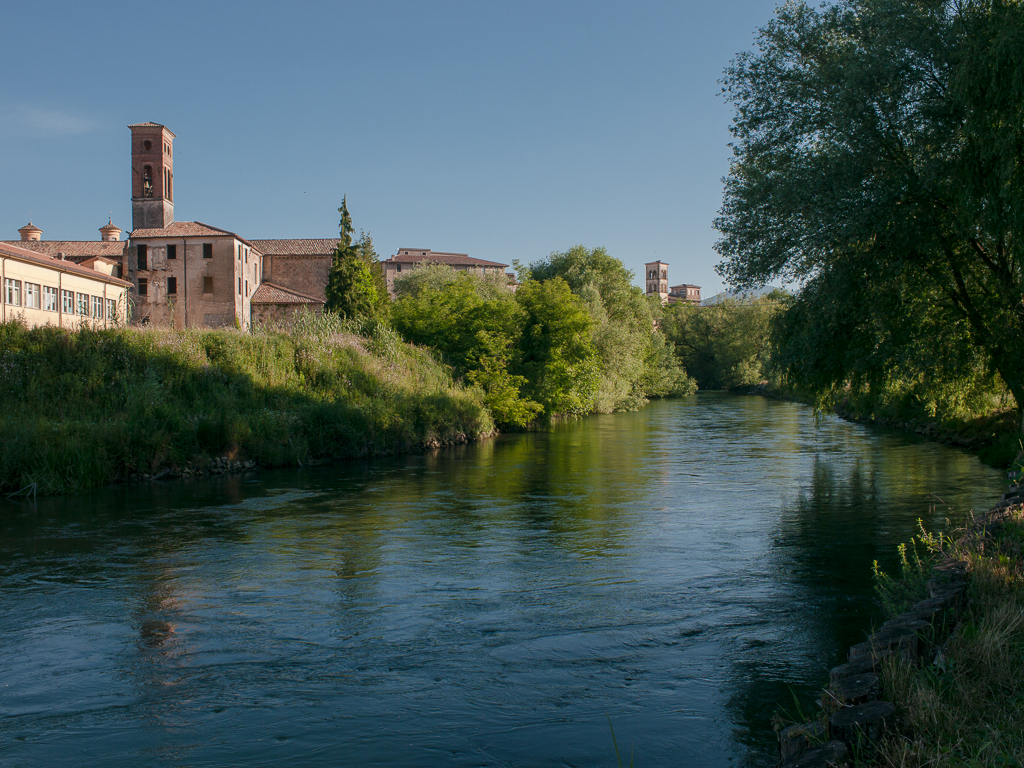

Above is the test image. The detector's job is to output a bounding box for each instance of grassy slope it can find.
[870,511,1024,767]
[0,320,493,495]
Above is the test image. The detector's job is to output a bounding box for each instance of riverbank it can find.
[0,320,494,496]
[867,498,1024,767]
[777,491,1024,767]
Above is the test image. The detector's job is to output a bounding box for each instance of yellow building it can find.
[1,241,131,329]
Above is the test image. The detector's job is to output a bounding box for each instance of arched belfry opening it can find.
[129,122,175,230]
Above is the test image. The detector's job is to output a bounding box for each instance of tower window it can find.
[167,244,176,260]
[143,140,152,151]
[137,244,148,271]
[143,165,154,198]
[203,243,213,259]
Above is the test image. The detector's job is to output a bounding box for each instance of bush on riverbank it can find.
[0,317,492,495]
[869,512,1024,767]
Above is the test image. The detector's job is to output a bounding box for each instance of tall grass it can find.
[0,316,493,495]
[869,510,1024,767]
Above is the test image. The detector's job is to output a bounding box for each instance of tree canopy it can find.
[716,0,1024,417]
[523,245,694,409]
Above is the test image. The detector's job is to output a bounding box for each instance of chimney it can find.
[99,219,123,242]
[18,222,42,241]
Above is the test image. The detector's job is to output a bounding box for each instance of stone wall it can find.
[267,256,330,302]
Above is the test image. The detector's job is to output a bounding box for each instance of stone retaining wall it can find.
[776,485,1024,767]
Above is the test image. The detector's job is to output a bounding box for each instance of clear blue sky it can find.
[0,0,780,295]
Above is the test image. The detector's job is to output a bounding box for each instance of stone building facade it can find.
[126,222,262,330]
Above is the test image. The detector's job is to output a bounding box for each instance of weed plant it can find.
[868,511,1024,767]
[0,317,492,495]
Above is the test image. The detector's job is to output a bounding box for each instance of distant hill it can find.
[701,286,788,306]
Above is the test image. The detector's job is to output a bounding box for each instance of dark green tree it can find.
[716,0,1024,421]
[391,269,542,427]
[512,277,601,418]
[325,197,384,319]
[523,245,694,409]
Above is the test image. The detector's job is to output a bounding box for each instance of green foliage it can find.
[524,245,695,409]
[872,511,1024,768]
[0,319,492,495]
[716,0,1024,424]
[513,277,601,418]
[325,197,385,319]
[393,262,511,302]
[661,293,783,390]
[391,268,542,427]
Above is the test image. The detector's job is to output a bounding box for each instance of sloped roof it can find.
[250,239,340,256]
[382,249,508,268]
[0,241,131,287]
[129,221,256,249]
[0,240,125,260]
[250,282,324,305]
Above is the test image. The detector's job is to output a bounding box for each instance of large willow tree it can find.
[716,0,1024,420]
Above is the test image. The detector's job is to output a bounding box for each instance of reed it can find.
[0,318,493,495]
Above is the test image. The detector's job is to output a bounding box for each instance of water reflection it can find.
[0,394,1002,767]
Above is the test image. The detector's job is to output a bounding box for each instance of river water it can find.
[0,395,1004,767]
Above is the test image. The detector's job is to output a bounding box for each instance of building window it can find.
[238,277,241,295]
[24,282,41,309]
[44,286,58,312]
[244,247,248,264]
[237,244,242,260]
[77,293,89,316]
[61,289,74,314]
[137,244,148,271]
[203,276,214,294]
[107,298,117,320]
[245,280,249,297]
[397,264,402,273]
[4,278,21,306]
[167,244,176,260]
[143,165,154,198]
[203,243,213,259]
[92,296,104,318]
[167,277,177,295]
[138,278,148,296]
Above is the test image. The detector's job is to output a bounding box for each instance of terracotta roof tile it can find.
[0,241,131,287]
[251,282,324,305]
[0,240,125,259]
[129,221,256,249]
[250,239,340,256]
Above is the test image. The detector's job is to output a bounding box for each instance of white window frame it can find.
[62,289,75,314]
[24,282,41,309]
[77,292,89,316]
[92,296,104,318]
[44,286,58,312]
[4,278,21,306]
[106,298,117,320]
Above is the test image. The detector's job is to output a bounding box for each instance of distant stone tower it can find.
[130,122,175,231]
[645,260,669,301]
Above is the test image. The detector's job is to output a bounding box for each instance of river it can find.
[0,394,1004,767]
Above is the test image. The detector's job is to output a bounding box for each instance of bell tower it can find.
[130,122,175,231]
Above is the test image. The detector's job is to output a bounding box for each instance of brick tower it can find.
[645,260,669,301]
[129,122,175,231]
